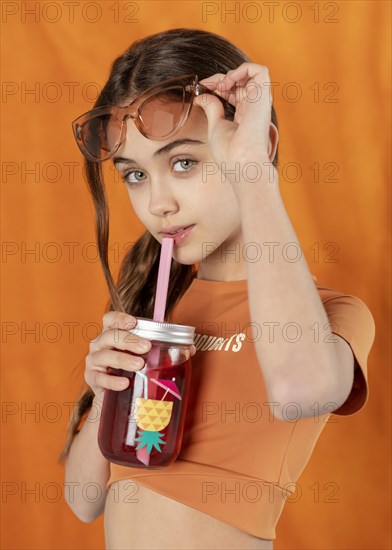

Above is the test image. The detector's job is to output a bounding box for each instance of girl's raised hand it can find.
[85,312,197,403]
[194,62,279,191]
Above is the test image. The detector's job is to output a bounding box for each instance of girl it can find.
[59,28,375,549]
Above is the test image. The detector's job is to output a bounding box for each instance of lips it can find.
[159,224,194,236]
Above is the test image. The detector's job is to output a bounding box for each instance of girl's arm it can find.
[236,181,354,420]
[64,311,156,521]
[196,65,355,420]
[64,396,109,523]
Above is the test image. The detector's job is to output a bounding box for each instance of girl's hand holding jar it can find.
[84,311,197,404]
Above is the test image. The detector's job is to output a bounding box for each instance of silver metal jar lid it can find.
[127,317,195,346]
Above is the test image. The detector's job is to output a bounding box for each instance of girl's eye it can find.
[122,170,145,186]
[122,158,197,187]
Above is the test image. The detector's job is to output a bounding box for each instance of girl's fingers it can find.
[200,63,271,113]
[90,348,145,372]
[199,73,226,87]
[218,63,271,98]
[222,62,270,87]
[102,311,137,333]
[94,371,130,392]
[89,327,151,355]
[208,86,238,107]
[200,74,237,101]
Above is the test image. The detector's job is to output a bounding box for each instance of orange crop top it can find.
[106,276,376,540]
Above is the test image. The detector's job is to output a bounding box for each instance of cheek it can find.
[197,178,239,224]
[127,192,149,223]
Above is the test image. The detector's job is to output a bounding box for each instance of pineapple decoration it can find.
[133,376,182,454]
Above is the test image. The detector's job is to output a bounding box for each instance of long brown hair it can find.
[58,28,279,463]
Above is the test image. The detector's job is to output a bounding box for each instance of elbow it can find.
[64,489,105,523]
[79,512,102,524]
[65,499,103,523]
[269,371,336,421]
[75,505,102,524]
[268,391,319,422]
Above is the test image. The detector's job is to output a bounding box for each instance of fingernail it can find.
[140,340,151,350]
[125,316,136,327]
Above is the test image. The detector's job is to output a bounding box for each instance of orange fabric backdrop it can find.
[2,1,390,548]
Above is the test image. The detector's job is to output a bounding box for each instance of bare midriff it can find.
[104,479,273,550]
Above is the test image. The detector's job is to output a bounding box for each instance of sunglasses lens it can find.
[138,86,187,138]
[75,81,195,161]
[80,114,122,160]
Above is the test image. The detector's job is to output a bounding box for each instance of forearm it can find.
[65,395,110,522]
[234,170,338,416]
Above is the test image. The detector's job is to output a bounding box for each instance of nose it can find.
[148,180,180,217]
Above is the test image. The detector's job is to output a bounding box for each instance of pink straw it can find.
[135,237,174,466]
[153,237,174,322]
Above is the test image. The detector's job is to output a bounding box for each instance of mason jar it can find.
[98,317,195,469]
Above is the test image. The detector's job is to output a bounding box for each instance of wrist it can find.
[228,159,279,193]
[90,394,104,420]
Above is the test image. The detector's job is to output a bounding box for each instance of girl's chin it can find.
[170,242,204,264]
[172,250,201,266]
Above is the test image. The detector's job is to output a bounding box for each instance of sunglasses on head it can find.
[72,73,232,163]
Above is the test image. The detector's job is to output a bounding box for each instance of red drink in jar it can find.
[98,318,195,469]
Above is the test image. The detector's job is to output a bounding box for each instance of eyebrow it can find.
[112,138,206,167]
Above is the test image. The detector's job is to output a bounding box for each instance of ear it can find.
[268,122,279,164]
